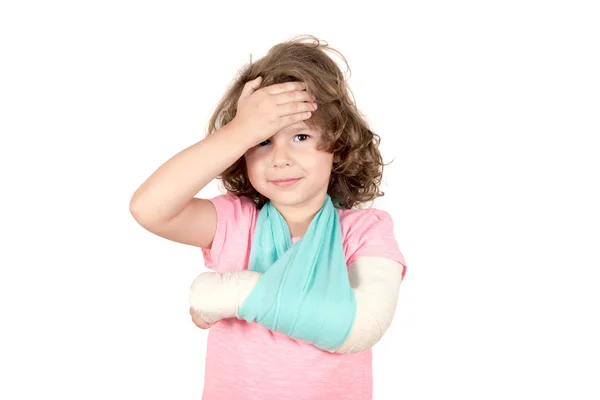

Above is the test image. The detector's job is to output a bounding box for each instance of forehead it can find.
[278,121,321,135]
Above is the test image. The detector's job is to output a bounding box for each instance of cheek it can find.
[244,156,264,183]
[304,153,334,176]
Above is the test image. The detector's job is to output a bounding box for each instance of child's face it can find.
[243,121,335,209]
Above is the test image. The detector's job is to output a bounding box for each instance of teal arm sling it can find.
[237,194,356,351]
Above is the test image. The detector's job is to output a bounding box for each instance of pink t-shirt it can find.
[200,194,407,400]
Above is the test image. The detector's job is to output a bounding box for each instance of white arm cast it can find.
[332,256,404,353]
[189,269,261,324]
[189,256,404,353]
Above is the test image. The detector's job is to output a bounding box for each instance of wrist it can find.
[189,270,262,322]
[221,119,257,151]
[231,270,262,315]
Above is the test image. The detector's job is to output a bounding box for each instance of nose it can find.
[270,141,292,168]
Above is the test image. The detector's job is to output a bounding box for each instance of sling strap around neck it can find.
[237,194,356,351]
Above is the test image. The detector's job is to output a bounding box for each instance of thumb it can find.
[240,76,262,100]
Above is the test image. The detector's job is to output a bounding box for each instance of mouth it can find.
[269,178,302,188]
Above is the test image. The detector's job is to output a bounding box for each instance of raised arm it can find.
[129,78,315,248]
[129,123,254,248]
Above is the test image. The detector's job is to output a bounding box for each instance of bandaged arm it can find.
[189,256,404,353]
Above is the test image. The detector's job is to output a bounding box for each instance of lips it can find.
[270,178,302,187]
[271,178,300,183]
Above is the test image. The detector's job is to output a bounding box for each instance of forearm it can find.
[189,269,262,324]
[130,122,253,224]
[332,257,403,353]
[189,257,403,353]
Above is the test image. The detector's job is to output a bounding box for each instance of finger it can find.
[239,76,263,100]
[273,90,315,105]
[190,307,206,322]
[202,319,216,329]
[276,100,317,117]
[196,318,211,329]
[263,81,306,95]
[191,313,211,329]
[276,111,313,129]
[190,307,217,329]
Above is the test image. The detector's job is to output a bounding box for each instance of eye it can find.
[294,134,310,142]
[258,139,271,147]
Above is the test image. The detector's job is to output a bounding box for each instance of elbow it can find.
[129,196,145,222]
[332,306,388,354]
[332,287,399,354]
[129,195,157,227]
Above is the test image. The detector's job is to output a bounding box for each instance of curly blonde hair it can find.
[205,35,391,209]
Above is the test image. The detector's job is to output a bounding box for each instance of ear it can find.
[333,154,341,164]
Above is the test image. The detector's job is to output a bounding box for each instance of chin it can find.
[252,178,328,207]
[269,189,328,208]
[264,192,307,207]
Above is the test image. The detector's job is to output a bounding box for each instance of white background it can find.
[1,1,599,399]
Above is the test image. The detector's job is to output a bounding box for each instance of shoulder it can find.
[339,207,396,236]
[202,193,258,272]
[208,193,258,223]
[339,207,407,275]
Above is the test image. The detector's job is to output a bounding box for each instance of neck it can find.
[272,192,327,238]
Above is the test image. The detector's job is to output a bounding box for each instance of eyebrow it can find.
[278,123,319,137]
[289,124,309,132]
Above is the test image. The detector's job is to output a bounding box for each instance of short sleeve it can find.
[345,209,408,280]
[201,193,257,273]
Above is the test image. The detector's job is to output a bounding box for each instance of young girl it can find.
[130,35,407,400]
